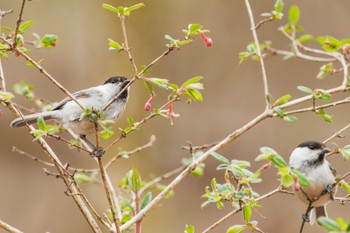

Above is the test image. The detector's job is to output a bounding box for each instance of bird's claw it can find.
[302,214,310,223]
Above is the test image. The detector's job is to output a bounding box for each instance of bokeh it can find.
[1,0,350,232]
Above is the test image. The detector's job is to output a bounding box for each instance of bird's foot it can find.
[302,214,310,223]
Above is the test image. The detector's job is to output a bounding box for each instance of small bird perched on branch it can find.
[289,141,336,225]
[10,76,130,154]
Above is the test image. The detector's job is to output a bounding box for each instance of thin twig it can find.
[202,186,284,233]
[12,0,26,48]
[120,110,271,231]
[119,15,138,76]
[104,99,175,153]
[323,122,350,144]
[245,0,271,109]
[0,219,23,233]
[105,135,156,170]
[97,157,121,233]
[139,165,187,196]
[255,16,274,30]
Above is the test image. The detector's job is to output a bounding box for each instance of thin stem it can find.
[97,157,121,233]
[119,15,138,76]
[120,111,271,231]
[323,122,350,144]
[245,0,271,109]
[0,219,23,233]
[139,165,186,196]
[12,0,26,48]
[202,187,283,233]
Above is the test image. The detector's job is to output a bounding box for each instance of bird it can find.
[11,76,130,154]
[289,140,336,225]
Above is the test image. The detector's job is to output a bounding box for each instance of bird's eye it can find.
[308,145,315,150]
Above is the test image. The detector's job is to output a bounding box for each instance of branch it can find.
[323,122,350,144]
[12,0,26,48]
[202,186,287,233]
[245,0,271,109]
[120,111,270,231]
[0,219,23,233]
[96,157,121,233]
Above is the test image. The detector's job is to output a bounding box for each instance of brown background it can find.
[1,0,350,232]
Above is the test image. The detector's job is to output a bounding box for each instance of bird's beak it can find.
[122,80,130,89]
[323,147,331,154]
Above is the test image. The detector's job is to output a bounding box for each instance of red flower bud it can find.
[167,103,180,118]
[262,162,272,170]
[144,96,154,111]
[199,32,213,47]
[14,51,20,57]
[293,176,301,191]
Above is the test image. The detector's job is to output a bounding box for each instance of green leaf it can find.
[108,38,123,52]
[281,174,293,187]
[181,76,203,88]
[298,34,313,43]
[19,20,34,33]
[274,0,284,13]
[141,192,152,209]
[283,115,298,123]
[102,3,119,13]
[273,94,291,106]
[226,225,247,233]
[125,3,145,16]
[318,217,341,232]
[188,24,202,33]
[74,172,96,184]
[271,155,288,168]
[37,117,46,131]
[297,86,313,94]
[144,81,153,93]
[185,225,195,233]
[340,181,350,194]
[0,91,15,100]
[289,5,300,26]
[341,145,350,161]
[242,204,252,222]
[187,89,203,102]
[128,167,141,193]
[210,152,230,164]
[292,170,310,187]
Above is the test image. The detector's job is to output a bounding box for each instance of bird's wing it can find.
[52,88,100,110]
[329,164,337,177]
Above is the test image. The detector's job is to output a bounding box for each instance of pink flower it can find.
[167,103,180,118]
[144,96,154,111]
[199,32,213,47]
[293,176,301,191]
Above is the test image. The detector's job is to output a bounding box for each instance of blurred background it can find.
[1,0,350,232]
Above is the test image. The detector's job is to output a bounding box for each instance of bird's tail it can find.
[10,111,59,127]
[310,206,327,225]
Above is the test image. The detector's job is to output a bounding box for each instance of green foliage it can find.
[288,5,300,26]
[30,117,59,141]
[273,107,298,123]
[182,151,205,177]
[33,34,59,49]
[318,216,350,232]
[226,225,247,233]
[102,3,145,17]
[184,225,195,233]
[340,145,350,161]
[239,41,271,64]
[107,38,124,52]
[317,63,334,79]
[261,0,284,20]
[74,172,97,184]
[13,80,34,100]
[256,147,309,188]
[128,167,141,193]
[317,36,350,52]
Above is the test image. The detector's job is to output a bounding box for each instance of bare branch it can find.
[0,219,23,233]
[245,0,271,109]
[12,0,26,48]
